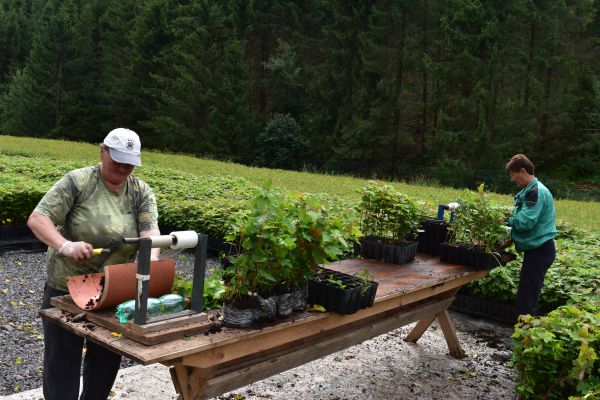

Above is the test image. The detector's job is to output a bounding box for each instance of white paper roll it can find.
[447,202,460,211]
[169,231,198,250]
[148,235,174,248]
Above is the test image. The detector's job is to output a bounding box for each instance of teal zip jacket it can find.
[508,177,557,251]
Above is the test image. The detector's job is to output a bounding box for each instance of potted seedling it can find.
[222,184,295,326]
[222,183,361,326]
[354,269,379,308]
[290,193,361,315]
[308,268,362,314]
[440,184,516,269]
[357,182,422,264]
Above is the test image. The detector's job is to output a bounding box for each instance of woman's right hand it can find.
[58,241,93,261]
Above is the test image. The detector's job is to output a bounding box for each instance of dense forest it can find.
[0,0,599,195]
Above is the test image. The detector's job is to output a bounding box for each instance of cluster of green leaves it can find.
[448,184,511,252]
[354,269,375,295]
[223,182,361,300]
[326,274,346,290]
[171,270,225,311]
[357,182,423,242]
[0,154,256,240]
[224,184,297,299]
[0,155,85,223]
[512,304,600,399]
[292,193,361,272]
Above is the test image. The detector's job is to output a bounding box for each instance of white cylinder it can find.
[447,202,460,211]
[169,231,198,250]
[148,235,174,248]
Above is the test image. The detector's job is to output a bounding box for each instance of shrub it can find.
[223,182,360,300]
[513,303,600,399]
[357,181,423,242]
[254,114,308,170]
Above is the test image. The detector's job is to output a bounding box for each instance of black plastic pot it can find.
[439,243,514,270]
[0,223,44,251]
[439,243,468,266]
[360,282,379,308]
[359,236,418,265]
[417,219,450,256]
[450,293,516,325]
[309,268,362,314]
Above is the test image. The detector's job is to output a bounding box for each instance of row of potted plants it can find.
[439,184,516,270]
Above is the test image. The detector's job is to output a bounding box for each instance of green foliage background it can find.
[0,0,598,193]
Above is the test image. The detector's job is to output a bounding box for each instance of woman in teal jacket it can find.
[505,154,557,322]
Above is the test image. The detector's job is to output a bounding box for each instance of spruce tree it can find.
[96,0,141,134]
[142,0,255,160]
[0,0,34,88]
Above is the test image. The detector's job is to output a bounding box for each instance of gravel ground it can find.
[0,248,517,399]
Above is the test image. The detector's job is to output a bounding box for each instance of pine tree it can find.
[0,0,34,88]
[1,0,106,139]
[307,0,374,173]
[126,0,178,145]
[142,0,255,160]
[95,0,142,134]
[1,0,75,136]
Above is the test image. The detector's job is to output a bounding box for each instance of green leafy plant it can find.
[354,269,374,295]
[290,193,361,277]
[447,184,510,252]
[223,182,361,301]
[223,183,296,300]
[357,181,423,242]
[512,303,600,399]
[326,274,346,289]
[171,269,225,311]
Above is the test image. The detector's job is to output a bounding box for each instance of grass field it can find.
[1,135,598,231]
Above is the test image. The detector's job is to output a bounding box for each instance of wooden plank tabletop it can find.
[325,254,479,298]
[40,255,487,366]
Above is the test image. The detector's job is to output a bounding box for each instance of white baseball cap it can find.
[103,128,142,166]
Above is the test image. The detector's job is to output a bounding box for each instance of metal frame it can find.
[123,232,207,325]
[437,204,455,222]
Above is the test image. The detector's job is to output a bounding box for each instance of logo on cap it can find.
[126,139,135,151]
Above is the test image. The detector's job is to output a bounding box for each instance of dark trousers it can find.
[42,285,122,400]
[514,239,556,322]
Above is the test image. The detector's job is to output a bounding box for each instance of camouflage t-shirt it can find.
[34,164,159,291]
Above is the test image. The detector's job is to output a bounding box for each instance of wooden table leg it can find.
[436,309,465,358]
[404,292,465,358]
[170,364,212,400]
[404,289,459,343]
[404,314,437,343]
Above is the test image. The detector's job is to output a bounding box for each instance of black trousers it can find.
[41,284,122,400]
[514,239,556,322]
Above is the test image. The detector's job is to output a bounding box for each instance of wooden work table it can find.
[40,254,488,400]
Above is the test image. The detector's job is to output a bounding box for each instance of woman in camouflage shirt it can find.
[28,128,160,400]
